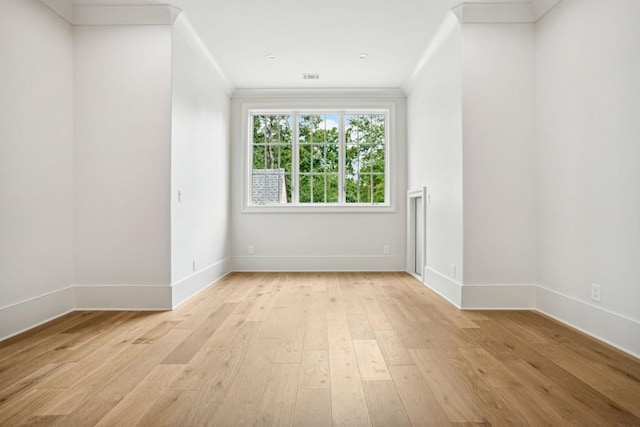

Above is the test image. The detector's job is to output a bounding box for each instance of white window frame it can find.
[240,99,398,214]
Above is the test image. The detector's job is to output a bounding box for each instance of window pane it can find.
[343,113,385,204]
[253,145,265,169]
[281,144,293,174]
[277,116,293,143]
[345,174,358,203]
[313,175,325,203]
[358,174,372,203]
[298,114,341,204]
[299,175,311,203]
[327,174,339,203]
[299,115,312,143]
[325,114,339,143]
[251,114,293,205]
[299,144,311,173]
[312,144,324,173]
[253,116,265,143]
[373,174,385,203]
[326,143,339,173]
[312,128,325,143]
[345,114,358,144]
[345,144,357,175]
[361,115,373,144]
[255,115,288,143]
[252,169,290,205]
[360,146,373,173]
[372,145,385,173]
[370,114,385,145]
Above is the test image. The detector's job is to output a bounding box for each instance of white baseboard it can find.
[423,267,462,308]
[4,269,638,360]
[74,284,172,310]
[75,258,233,311]
[233,255,405,272]
[461,284,537,310]
[536,286,640,359]
[0,287,74,342]
[172,258,232,308]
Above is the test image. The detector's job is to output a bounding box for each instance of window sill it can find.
[242,204,395,214]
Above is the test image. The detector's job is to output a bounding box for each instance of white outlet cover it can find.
[591,283,601,302]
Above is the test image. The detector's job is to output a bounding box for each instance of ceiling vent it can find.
[302,73,320,80]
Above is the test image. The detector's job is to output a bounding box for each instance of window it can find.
[298,114,340,204]
[251,115,294,204]
[249,111,389,208]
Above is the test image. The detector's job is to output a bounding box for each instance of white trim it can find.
[73,5,181,26]
[406,187,427,279]
[232,255,405,272]
[172,15,234,97]
[418,274,638,358]
[171,258,232,308]
[236,97,403,215]
[3,274,638,359]
[40,0,74,23]
[423,267,462,308]
[0,287,74,342]
[241,205,396,214]
[233,88,406,100]
[244,107,395,212]
[451,1,561,24]
[536,286,640,358]
[404,11,460,95]
[39,1,182,25]
[74,285,172,310]
[461,284,537,310]
[406,271,422,282]
[0,259,230,341]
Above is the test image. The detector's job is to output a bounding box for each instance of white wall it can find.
[405,12,464,303]
[462,23,537,285]
[405,1,638,354]
[170,16,232,305]
[230,92,407,271]
[74,25,173,287]
[0,0,74,334]
[536,0,640,333]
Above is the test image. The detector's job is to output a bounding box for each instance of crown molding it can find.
[452,0,561,24]
[40,0,74,23]
[232,88,406,100]
[40,0,182,25]
[73,5,181,26]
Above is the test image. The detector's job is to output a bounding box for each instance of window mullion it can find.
[339,112,345,205]
[293,113,299,205]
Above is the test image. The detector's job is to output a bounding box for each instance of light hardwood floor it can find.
[1,272,639,426]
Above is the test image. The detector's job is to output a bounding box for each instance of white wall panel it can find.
[74,25,173,286]
[0,0,74,308]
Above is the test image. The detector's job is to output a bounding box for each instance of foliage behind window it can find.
[250,111,387,206]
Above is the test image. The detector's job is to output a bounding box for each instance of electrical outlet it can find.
[248,245,254,254]
[451,264,457,278]
[384,245,390,254]
[192,259,196,272]
[591,283,601,302]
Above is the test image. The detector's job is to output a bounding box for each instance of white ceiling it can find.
[69,0,558,89]
[168,0,452,89]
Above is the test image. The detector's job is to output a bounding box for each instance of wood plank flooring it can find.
[1,272,639,426]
